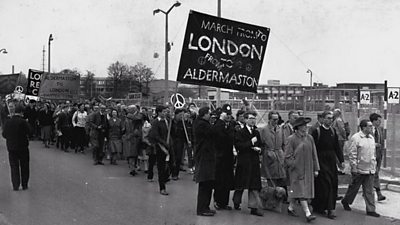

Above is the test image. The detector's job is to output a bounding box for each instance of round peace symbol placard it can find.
[15,86,24,93]
[170,93,186,109]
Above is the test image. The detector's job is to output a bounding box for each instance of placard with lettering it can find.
[176,11,270,93]
[26,69,44,96]
[38,73,80,100]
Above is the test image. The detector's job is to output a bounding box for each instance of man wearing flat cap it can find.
[213,104,235,210]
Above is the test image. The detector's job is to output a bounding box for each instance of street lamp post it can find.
[307,69,312,88]
[0,48,7,54]
[48,34,53,74]
[153,1,181,105]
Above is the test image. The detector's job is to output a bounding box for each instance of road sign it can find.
[170,93,186,109]
[359,90,371,104]
[387,88,400,104]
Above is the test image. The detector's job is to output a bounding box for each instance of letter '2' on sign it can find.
[387,88,400,104]
[176,11,270,93]
[359,90,371,104]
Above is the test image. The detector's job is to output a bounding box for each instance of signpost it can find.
[359,90,371,104]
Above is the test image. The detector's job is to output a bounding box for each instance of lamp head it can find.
[153,9,161,15]
[49,34,53,42]
[173,1,181,7]
[0,49,7,54]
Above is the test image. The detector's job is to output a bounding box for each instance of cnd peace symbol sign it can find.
[170,93,186,109]
[15,86,24,93]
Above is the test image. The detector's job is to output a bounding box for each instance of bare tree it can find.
[81,70,95,98]
[107,61,130,98]
[130,62,155,96]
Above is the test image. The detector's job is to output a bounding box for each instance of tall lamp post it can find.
[48,34,53,74]
[307,69,312,88]
[0,48,7,54]
[153,1,181,104]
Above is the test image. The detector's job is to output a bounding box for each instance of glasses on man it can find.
[247,117,256,120]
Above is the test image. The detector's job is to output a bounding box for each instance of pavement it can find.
[0,137,400,225]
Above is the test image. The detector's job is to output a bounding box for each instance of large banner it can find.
[0,74,20,95]
[26,69,44,96]
[38,73,80,100]
[177,11,270,93]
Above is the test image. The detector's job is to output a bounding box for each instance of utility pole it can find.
[42,45,46,72]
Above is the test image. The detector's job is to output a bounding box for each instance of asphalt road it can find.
[0,137,399,225]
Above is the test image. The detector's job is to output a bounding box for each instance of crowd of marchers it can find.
[0,99,386,222]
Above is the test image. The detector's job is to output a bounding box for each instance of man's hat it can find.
[293,117,312,129]
[221,104,232,115]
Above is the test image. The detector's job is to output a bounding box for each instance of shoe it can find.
[287,208,299,217]
[207,209,216,214]
[93,162,99,165]
[327,210,336,219]
[313,209,327,216]
[250,209,263,217]
[129,171,137,176]
[98,162,104,165]
[377,194,386,201]
[160,190,169,195]
[22,186,28,190]
[366,211,380,217]
[172,176,179,181]
[147,178,154,182]
[336,195,344,201]
[306,214,316,222]
[221,205,232,210]
[13,187,19,191]
[234,204,241,210]
[197,211,214,216]
[341,200,351,211]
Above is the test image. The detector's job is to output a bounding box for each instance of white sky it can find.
[1,0,400,87]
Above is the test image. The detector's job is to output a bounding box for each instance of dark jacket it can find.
[87,112,109,138]
[213,119,235,190]
[2,114,30,151]
[234,126,262,190]
[193,118,216,183]
[37,109,54,127]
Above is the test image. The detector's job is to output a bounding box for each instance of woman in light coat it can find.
[285,117,320,223]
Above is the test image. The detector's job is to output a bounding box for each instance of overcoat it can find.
[233,126,262,190]
[258,124,286,179]
[213,119,235,190]
[285,132,320,199]
[193,118,216,183]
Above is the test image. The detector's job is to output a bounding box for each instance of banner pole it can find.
[383,80,388,168]
[357,86,360,132]
[216,0,222,108]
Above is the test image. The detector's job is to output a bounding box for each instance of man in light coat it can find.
[341,119,380,217]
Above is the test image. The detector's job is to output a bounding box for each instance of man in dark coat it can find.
[24,100,37,139]
[310,110,344,219]
[2,102,31,191]
[87,104,109,165]
[148,105,171,195]
[213,104,235,210]
[232,111,263,217]
[194,106,217,216]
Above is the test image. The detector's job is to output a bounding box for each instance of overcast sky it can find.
[1,0,400,87]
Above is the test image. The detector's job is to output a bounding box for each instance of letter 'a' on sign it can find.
[176,10,270,93]
[387,88,400,104]
[359,90,371,104]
